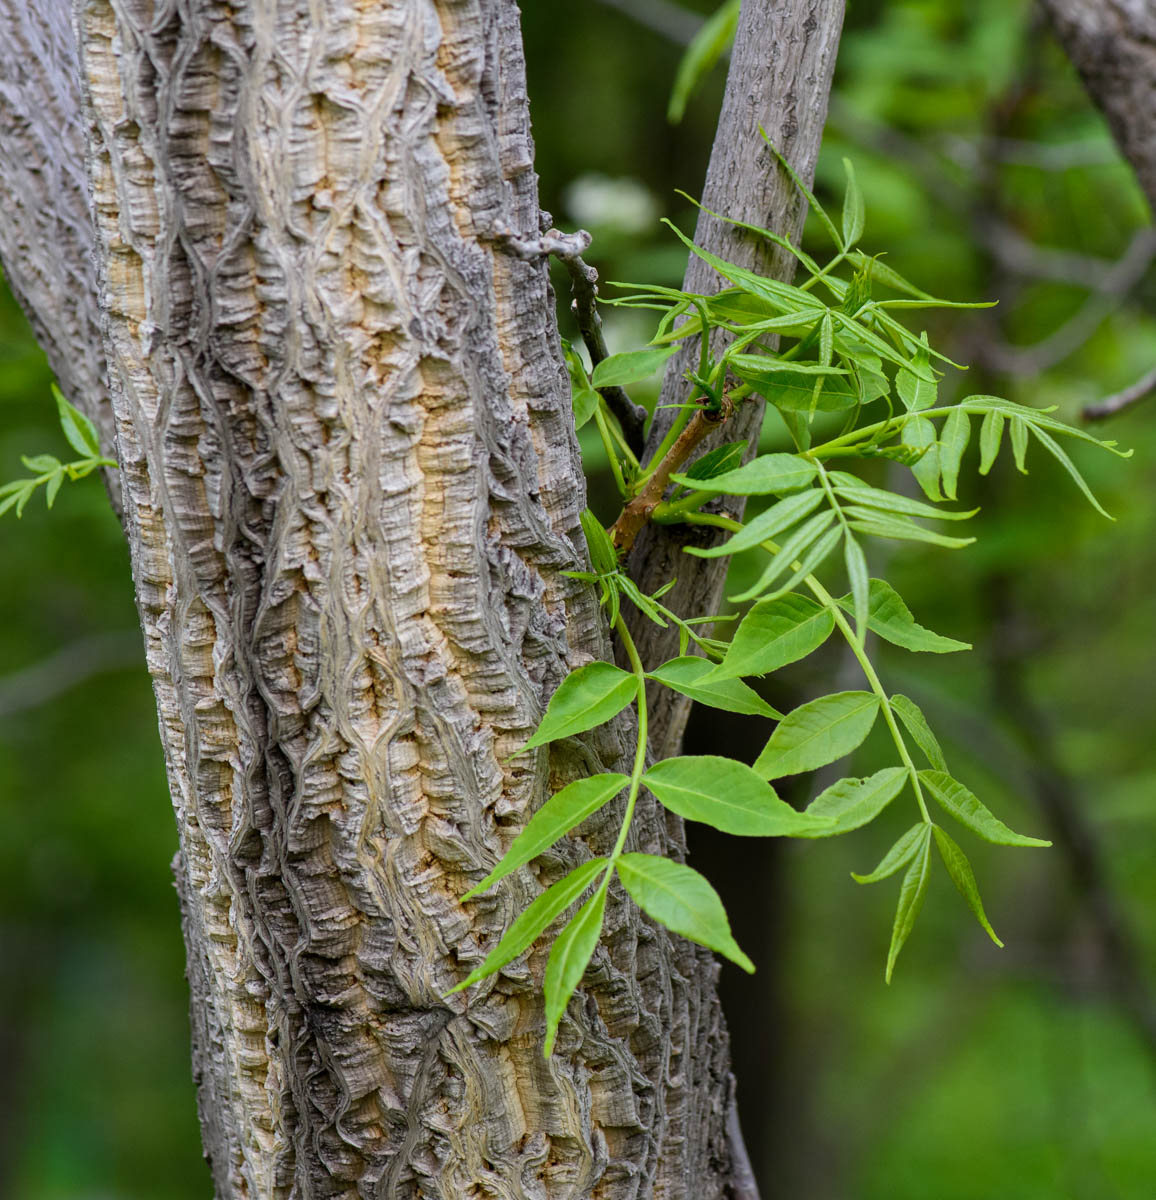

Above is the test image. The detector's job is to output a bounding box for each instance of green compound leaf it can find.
[462,774,629,900]
[53,383,101,458]
[978,410,1005,475]
[919,770,1052,847]
[671,451,818,497]
[933,825,1003,948]
[886,824,933,982]
[852,822,927,884]
[709,592,834,682]
[727,510,838,603]
[938,408,971,500]
[890,694,949,772]
[544,883,609,1056]
[644,755,832,836]
[616,853,755,972]
[681,440,748,483]
[447,857,606,995]
[685,489,824,559]
[841,156,865,247]
[590,345,677,389]
[667,0,740,124]
[519,662,638,753]
[802,766,907,837]
[754,691,881,780]
[836,578,970,654]
[647,657,781,718]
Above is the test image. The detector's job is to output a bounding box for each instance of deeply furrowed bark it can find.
[1,0,764,1194]
[625,0,846,759]
[1040,0,1156,214]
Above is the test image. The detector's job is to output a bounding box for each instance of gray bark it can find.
[0,0,799,1194]
[625,0,846,759]
[1040,0,1156,213]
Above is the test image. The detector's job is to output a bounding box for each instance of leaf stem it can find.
[608,613,650,865]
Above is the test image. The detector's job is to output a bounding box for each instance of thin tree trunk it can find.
[1039,0,1156,213]
[0,1,845,1194]
[625,0,846,759]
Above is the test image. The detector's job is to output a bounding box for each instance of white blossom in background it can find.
[564,173,659,234]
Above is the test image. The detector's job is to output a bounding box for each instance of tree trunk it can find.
[0,1,842,1194]
[1040,0,1156,213]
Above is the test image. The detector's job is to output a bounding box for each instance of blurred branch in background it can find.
[1083,363,1156,423]
[0,631,141,718]
[591,0,702,46]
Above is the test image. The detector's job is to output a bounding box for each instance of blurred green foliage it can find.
[2,0,1154,1195]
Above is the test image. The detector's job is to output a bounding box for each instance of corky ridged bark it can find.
[1040,0,1156,213]
[0,0,747,1194]
[626,0,846,759]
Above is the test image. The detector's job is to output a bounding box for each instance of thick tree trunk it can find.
[1040,0,1156,213]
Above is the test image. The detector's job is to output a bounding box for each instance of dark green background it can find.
[2,0,1154,1194]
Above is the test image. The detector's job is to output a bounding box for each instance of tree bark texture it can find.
[0,0,769,1195]
[625,0,846,760]
[1040,0,1156,213]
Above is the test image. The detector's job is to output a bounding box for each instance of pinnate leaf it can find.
[616,853,754,972]
[919,770,1051,847]
[520,663,638,753]
[463,775,629,900]
[644,755,831,836]
[754,691,880,780]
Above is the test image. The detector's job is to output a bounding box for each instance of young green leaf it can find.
[844,532,870,642]
[938,408,971,500]
[579,509,619,576]
[802,767,907,837]
[518,663,639,753]
[841,157,865,247]
[1009,416,1029,474]
[447,857,607,995]
[978,410,1004,475]
[852,822,927,884]
[761,134,844,251]
[919,770,1051,847]
[666,0,741,123]
[754,691,881,780]
[590,346,677,389]
[671,451,818,497]
[846,511,975,550]
[562,340,600,430]
[830,478,977,522]
[53,384,101,458]
[647,657,782,718]
[644,755,832,836]
[732,365,858,414]
[680,440,748,483]
[890,695,948,772]
[685,489,824,559]
[846,251,932,300]
[835,578,970,654]
[933,825,1003,947]
[544,884,609,1055]
[616,853,755,972]
[462,774,630,900]
[727,510,837,603]
[896,340,937,412]
[1029,425,1113,519]
[709,592,835,681]
[886,825,933,982]
[902,414,942,500]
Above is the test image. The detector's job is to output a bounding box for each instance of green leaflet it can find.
[590,345,677,389]
[731,364,858,414]
[643,755,832,836]
[897,340,937,412]
[886,825,933,982]
[852,822,927,884]
[754,691,881,780]
[447,857,607,995]
[835,578,970,654]
[727,510,838,604]
[846,250,932,300]
[666,0,740,124]
[890,695,949,772]
[680,440,748,483]
[902,414,942,501]
[544,883,609,1055]
[462,774,630,900]
[978,410,1004,475]
[616,853,755,972]
[646,657,782,718]
[53,384,101,458]
[844,532,870,643]
[933,825,1003,948]
[519,662,638,753]
[685,489,825,559]
[579,509,619,576]
[671,451,818,497]
[709,593,834,682]
[830,478,977,521]
[845,511,975,550]
[562,340,599,429]
[841,157,865,247]
[1029,425,1113,519]
[802,767,908,837]
[919,770,1051,847]
[939,408,971,500]
[736,527,842,606]
[1010,416,1029,474]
